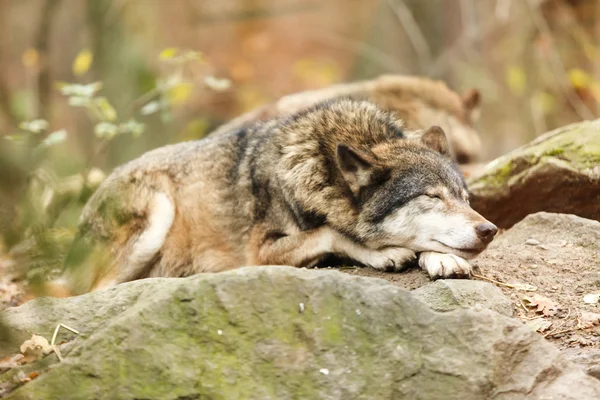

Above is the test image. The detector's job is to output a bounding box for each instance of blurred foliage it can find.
[1,0,600,302]
[0,39,229,294]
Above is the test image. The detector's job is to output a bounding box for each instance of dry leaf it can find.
[0,354,24,372]
[583,293,600,304]
[525,318,553,333]
[578,312,600,329]
[27,371,40,381]
[512,283,538,292]
[20,334,52,360]
[523,294,559,316]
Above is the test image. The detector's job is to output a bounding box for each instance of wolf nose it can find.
[475,222,498,243]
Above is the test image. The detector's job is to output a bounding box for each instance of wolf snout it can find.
[475,222,498,244]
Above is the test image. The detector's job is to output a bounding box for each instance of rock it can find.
[468,120,600,228]
[489,212,600,251]
[562,348,600,380]
[412,280,513,317]
[1,266,600,399]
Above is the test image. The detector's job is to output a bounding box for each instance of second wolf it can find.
[209,75,483,164]
[69,99,497,293]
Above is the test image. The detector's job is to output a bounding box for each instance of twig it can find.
[472,273,516,288]
[525,0,595,121]
[544,327,579,338]
[387,0,432,70]
[519,298,529,314]
[50,323,80,362]
[35,0,62,125]
[473,273,537,291]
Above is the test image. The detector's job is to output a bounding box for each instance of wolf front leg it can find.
[418,252,472,279]
[251,225,415,271]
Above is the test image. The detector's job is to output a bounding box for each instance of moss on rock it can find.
[1,267,600,399]
[468,120,600,227]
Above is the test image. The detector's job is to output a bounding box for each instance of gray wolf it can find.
[63,99,496,294]
[209,74,482,164]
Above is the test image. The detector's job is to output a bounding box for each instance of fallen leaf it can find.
[583,293,600,304]
[566,334,595,346]
[20,334,52,360]
[523,294,559,316]
[578,312,600,329]
[525,318,553,333]
[27,371,40,381]
[512,283,538,292]
[0,354,24,372]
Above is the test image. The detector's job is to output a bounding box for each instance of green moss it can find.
[472,159,513,188]
[543,148,564,157]
[470,121,600,190]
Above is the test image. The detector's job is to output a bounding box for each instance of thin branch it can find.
[35,0,62,126]
[387,0,432,70]
[0,78,17,133]
[525,0,595,121]
[310,29,410,74]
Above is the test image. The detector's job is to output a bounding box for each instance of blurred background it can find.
[1,0,600,304]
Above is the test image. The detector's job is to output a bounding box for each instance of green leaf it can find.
[505,66,526,96]
[167,82,193,105]
[140,101,161,116]
[19,119,49,133]
[118,120,145,137]
[60,82,103,98]
[94,122,118,139]
[94,97,117,121]
[40,129,67,147]
[204,76,232,92]
[68,96,90,107]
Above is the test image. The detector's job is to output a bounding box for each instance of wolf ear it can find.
[462,89,481,122]
[336,144,376,195]
[421,126,449,156]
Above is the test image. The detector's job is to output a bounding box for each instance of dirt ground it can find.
[2,213,600,375]
[345,213,600,375]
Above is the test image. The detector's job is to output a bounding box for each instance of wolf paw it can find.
[369,247,417,272]
[418,252,472,279]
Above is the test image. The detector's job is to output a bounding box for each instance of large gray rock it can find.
[1,266,599,399]
[413,280,514,317]
[468,120,600,228]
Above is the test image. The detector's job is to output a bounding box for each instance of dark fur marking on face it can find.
[365,149,467,223]
[357,168,391,207]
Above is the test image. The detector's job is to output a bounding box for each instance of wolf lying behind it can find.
[65,100,497,294]
[209,75,483,164]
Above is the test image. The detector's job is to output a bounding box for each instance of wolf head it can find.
[335,123,496,259]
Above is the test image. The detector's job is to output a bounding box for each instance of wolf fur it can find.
[209,74,482,164]
[67,99,496,294]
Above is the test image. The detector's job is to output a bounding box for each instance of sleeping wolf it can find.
[65,99,496,294]
[209,75,482,164]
